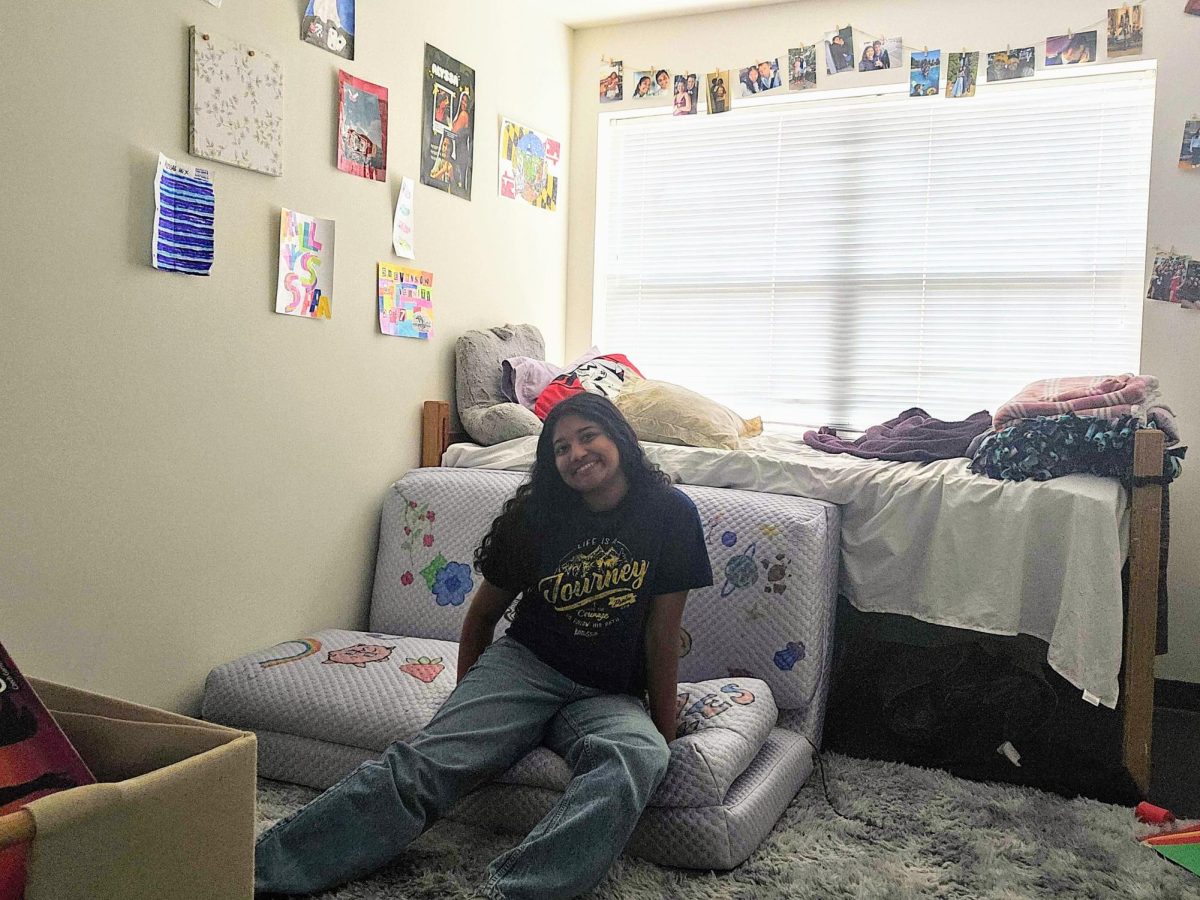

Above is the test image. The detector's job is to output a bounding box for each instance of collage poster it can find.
[275,208,334,320]
[337,70,387,181]
[421,44,476,200]
[499,118,561,211]
[301,0,355,60]
[378,263,434,339]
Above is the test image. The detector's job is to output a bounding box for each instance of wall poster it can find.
[420,44,475,200]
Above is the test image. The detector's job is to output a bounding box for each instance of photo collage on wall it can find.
[420,44,475,200]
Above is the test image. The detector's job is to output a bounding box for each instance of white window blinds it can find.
[594,65,1155,431]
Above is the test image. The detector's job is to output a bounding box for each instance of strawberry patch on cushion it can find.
[533,353,643,420]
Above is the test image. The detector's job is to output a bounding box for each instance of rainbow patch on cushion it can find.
[259,638,323,669]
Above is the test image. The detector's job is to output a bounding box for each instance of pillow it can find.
[501,357,563,408]
[455,325,546,445]
[614,378,762,450]
[533,353,644,420]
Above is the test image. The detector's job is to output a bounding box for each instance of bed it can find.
[419,399,1166,794]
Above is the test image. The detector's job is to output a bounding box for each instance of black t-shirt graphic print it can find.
[483,486,713,695]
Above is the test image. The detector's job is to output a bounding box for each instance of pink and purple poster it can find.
[275,208,334,319]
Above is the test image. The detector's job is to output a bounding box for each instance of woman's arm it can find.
[644,590,689,746]
[457,579,515,682]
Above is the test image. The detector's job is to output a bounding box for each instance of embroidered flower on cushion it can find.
[432,562,474,606]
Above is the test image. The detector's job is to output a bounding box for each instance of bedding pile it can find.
[443,432,1130,708]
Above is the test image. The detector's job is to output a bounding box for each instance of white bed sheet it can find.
[443,433,1130,708]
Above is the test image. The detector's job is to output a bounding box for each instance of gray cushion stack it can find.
[204,467,839,869]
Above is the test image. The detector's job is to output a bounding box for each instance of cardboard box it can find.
[0,679,256,900]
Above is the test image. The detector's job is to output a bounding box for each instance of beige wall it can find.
[567,0,1200,683]
[0,0,570,711]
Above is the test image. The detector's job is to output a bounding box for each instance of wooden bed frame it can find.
[420,399,1166,795]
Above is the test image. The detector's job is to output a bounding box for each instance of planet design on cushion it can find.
[773,641,805,671]
[761,552,791,595]
[721,531,737,547]
[720,541,759,597]
[678,627,692,658]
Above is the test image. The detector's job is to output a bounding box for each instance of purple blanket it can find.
[803,408,992,462]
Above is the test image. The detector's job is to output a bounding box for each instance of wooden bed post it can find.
[1122,427,1164,796]
[421,401,450,468]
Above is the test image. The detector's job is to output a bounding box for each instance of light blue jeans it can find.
[254,636,671,898]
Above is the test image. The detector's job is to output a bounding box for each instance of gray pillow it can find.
[455,324,546,445]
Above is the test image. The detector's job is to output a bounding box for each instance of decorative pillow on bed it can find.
[614,378,762,450]
[456,325,546,446]
[533,353,644,419]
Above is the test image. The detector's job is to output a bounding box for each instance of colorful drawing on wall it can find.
[338,70,387,181]
[1107,5,1143,57]
[301,0,354,59]
[152,153,215,276]
[275,209,334,320]
[600,59,623,102]
[421,44,475,200]
[706,70,732,113]
[824,26,855,74]
[910,49,941,96]
[499,118,561,211]
[786,47,816,91]
[858,36,900,71]
[945,51,979,98]
[189,28,284,177]
[378,263,433,339]
[672,73,699,115]
[393,176,416,259]
[1179,119,1200,169]
[986,46,1035,81]
[1147,252,1190,302]
[1045,31,1097,65]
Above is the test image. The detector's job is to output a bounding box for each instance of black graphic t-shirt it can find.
[481,485,713,695]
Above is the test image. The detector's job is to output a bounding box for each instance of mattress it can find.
[443,433,1130,708]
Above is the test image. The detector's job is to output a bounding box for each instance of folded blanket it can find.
[993,374,1160,431]
[803,408,992,463]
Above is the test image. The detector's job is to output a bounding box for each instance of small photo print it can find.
[706,70,732,114]
[987,47,1035,82]
[1147,252,1190,302]
[631,70,656,99]
[672,73,699,115]
[652,68,672,96]
[1188,0,1200,15]
[910,49,941,97]
[858,36,901,71]
[738,59,783,97]
[825,27,855,74]
[600,61,623,102]
[787,45,817,90]
[1107,5,1144,57]
[1181,260,1200,309]
[1045,31,1097,65]
[946,51,979,98]
[1180,119,1200,169]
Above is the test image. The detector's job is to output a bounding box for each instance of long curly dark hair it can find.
[474,393,670,583]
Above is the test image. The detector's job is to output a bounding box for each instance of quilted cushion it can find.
[202,629,458,750]
[614,378,763,450]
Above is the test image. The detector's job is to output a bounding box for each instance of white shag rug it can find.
[256,752,1198,899]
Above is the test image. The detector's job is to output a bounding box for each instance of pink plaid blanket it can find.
[993,374,1161,431]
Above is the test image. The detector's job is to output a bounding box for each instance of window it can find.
[594,63,1155,431]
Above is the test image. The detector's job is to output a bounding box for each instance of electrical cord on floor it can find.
[814,750,882,829]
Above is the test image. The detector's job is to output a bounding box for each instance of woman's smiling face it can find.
[552,413,626,507]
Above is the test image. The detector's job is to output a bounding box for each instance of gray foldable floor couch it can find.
[204,467,838,870]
